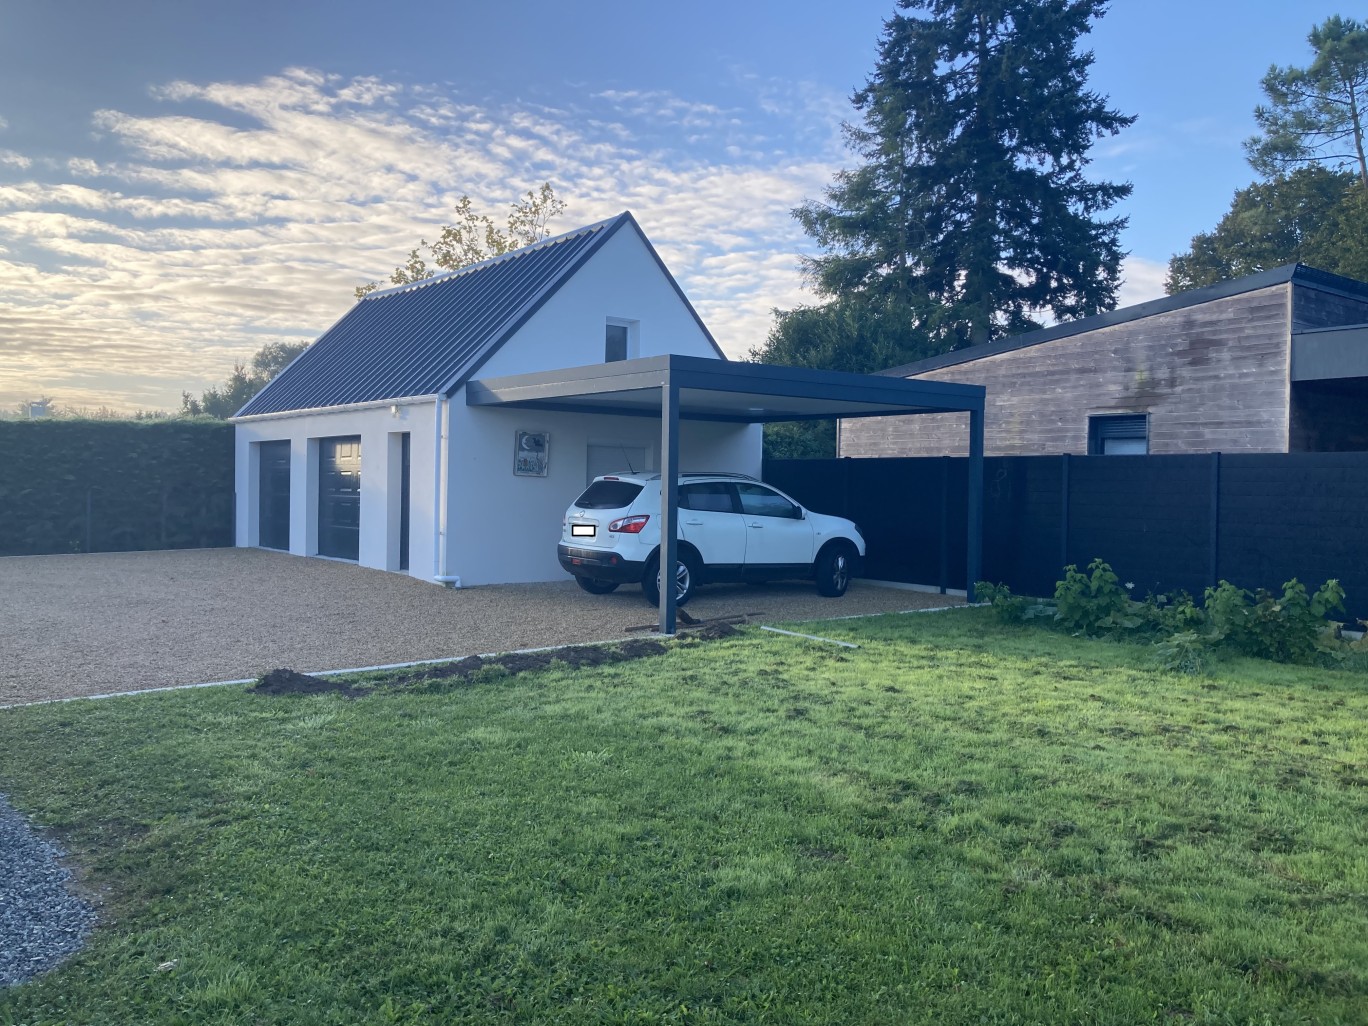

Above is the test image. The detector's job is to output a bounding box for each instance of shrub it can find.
[1053,559,1138,635]
[975,581,1030,623]
[1204,578,1345,665]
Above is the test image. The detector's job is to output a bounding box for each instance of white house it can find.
[233,212,762,586]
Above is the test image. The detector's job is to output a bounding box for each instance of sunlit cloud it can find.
[1117,256,1169,307]
[0,68,842,413]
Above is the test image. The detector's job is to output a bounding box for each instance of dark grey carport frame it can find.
[467,354,986,634]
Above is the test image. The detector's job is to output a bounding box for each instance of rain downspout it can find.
[432,394,460,587]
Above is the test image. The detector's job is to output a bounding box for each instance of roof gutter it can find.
[231,394,440,424]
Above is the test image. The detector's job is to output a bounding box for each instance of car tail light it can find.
[609,514,650,534]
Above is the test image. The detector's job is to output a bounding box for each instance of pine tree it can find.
[1246,16,1368,190]
[796,0,1135,351]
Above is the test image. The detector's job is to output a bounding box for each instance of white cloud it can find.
[0,69,841,413]
[1117,255,1169,307]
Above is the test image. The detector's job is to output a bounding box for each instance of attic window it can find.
[1088,414,1148,455]
[605,323,629,363]
[605,319,638,363]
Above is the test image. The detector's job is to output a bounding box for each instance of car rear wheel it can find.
[815,544,853,597]
[642,551,698,606]
[575,577,620,595]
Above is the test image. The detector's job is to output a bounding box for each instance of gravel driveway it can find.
[0,548,959,706]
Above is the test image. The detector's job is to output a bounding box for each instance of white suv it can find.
[558,472,865,605]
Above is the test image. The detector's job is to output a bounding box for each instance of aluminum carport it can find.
[467,354,986,633]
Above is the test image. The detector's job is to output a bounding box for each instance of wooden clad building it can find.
[839,265,1368,458]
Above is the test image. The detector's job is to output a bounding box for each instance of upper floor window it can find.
[605,318,638,363]
[1088,414,1149,455]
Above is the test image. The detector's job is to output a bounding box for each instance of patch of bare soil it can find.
[250,668,368,698]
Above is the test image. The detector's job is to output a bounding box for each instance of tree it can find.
[355,183,566,299]
[1167,166,1368,292]
[181,340,311,419]
[1246,15,1368,189]
[796,0,1134,352]
[748,297,934,458]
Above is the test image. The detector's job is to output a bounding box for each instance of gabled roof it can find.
[235,211,724,418]
[879,263,1368,379]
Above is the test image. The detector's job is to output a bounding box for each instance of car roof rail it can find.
[637,471,761,482]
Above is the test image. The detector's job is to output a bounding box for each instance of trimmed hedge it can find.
[0,420,235,556]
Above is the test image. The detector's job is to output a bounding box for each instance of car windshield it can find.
[574,480,644,510]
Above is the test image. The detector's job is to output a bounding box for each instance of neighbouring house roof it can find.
[878,264,1368,379]
[235,211,723,418]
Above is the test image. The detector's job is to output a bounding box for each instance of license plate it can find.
[571,524,596,537]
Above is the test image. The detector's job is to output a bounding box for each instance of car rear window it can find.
[574,480,644,510]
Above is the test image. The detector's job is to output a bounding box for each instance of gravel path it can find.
[0,548,960,706]
[0,794,96,988]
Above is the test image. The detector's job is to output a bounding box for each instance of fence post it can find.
[1209,451,1221,589]
[1060,453,1070,570]
[939,456,949,594]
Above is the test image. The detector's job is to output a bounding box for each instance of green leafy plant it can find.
[1054,559,1137,635]
[1153,630,1210,675]
[1204,578,1346,665]
[975,581,1028,623]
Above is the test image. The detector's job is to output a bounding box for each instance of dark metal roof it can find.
[878,264,1368,379]
[235,212,724,418]
[466,353,985,422]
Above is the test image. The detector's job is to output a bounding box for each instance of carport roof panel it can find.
[466,353,984,422]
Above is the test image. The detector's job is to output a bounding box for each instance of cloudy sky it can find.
[0,0,1349,413]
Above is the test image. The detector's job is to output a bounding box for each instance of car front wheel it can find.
[815,544,854,597]
[642,551,698,606]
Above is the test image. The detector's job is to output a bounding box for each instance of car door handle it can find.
[748,522,763,529]
[684,519,703,526]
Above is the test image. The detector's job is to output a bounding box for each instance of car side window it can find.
[737,484,800,519]
[680,482,738,513]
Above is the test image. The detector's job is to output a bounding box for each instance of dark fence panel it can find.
[765,452,1368,622]
[1218,453,1368,616]
[1067,454,1212,599]
[0,420,235,556]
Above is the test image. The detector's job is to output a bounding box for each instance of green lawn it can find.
[2,608,1367,1025]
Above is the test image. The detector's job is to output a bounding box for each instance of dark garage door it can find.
[318,436,361,560]
[258,440,291,551]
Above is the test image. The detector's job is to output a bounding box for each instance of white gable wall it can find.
[472,223,720,378]
[445,221,761,585]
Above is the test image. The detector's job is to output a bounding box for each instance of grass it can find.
[1,607,1367,1025]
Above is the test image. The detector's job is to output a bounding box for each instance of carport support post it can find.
[658,375,680,635]
[966,406,984,603]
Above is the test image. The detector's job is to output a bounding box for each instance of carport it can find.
[467,354,987,634]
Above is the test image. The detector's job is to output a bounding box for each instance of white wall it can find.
[446,402,760,585]
[444,220,762,585]
[473,222,721,378]
[234,399,438,579]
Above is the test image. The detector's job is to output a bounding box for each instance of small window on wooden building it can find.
[1088,414,1148,455]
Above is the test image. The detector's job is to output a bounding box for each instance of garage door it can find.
[258,440,291,551]
[318,436,361,560]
